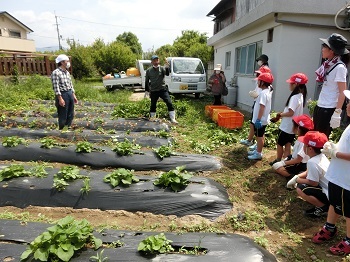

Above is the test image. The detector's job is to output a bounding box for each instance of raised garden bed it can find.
[0,219,277,261]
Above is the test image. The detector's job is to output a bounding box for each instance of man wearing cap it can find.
[286,131,330,218]
[145,55,177,123]
[312,90,350,255]
[51,54,78,130]
[314,33,350,137]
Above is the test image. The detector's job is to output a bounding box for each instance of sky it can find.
[2,0,220,52]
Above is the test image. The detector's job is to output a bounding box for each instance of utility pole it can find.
[54,12,62,50]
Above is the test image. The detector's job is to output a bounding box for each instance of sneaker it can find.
[304,207,328,218]
[247,150,257,155]
[330,239,350,255]
[248,151,262,160]
[248,143,257,151]
[240,139,253,146]
[312,225,337,244]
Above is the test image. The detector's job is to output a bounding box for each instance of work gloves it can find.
[286,175,298,189]
[272,160,286,170]
[321,141,338,159]
[330,109,341,128]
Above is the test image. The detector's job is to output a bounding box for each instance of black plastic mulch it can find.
[0,143,221,171]
[0,117,169,132]
[0,219,277,262]
[0,127,171,147]
[0,166,230,219]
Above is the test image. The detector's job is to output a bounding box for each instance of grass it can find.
[0,75,347,262]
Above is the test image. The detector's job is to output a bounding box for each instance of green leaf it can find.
[57,246,74,262]
[93,236,103,249]
[20,249,33,260]
[33,247,49,261]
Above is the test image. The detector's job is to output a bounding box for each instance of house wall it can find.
[0,13,35,52]
[211,9,350,113]
[0,36,35,53]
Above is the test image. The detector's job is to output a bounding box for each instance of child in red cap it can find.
[286,131,330,218]
[247,72,274,160]
[270,73,308,166]
[312,90,350,255]
[272,114,314,180]
[240,65,271,149]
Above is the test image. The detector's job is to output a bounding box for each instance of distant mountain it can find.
[36,46,67,52]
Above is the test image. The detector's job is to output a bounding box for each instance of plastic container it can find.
[212,109,235,123]
[223,85,238,106]
[217,111,244,129]
[205,105,231,117]
[126,67,140,76]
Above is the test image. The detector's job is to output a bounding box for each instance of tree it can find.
[173,30,208,57]
[116,32,143,57]
[171,30,213,69]
[184,43,213,70]
[155,44,177,61]
[66,39,97,79]
[94,41,138,75]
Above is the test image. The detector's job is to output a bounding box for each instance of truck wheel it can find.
[195,93,200,99]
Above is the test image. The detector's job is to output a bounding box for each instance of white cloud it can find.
[4,0,220,51]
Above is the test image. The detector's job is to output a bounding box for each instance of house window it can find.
[236,41,263,75]
[9,30,21,38]
[225,51,231,69]
[267,28,274,43]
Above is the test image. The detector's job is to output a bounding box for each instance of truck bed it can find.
[102,76,142,90]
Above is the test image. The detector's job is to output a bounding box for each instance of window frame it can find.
[225,51,231,69]
[235,41,263,75]
[9,30,21,38]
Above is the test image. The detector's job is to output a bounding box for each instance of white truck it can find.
[102,60,152,91]
[165,57,207,98]
[103,57,207,98]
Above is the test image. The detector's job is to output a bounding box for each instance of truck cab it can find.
[165,57,206,98]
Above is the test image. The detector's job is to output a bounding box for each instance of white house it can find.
[0,11,35,53]
[207,0,350,113]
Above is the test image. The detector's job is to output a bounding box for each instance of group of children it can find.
[237,33,350,256]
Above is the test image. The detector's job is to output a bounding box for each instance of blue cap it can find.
[151,55,159,60]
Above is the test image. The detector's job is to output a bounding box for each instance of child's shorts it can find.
[277,129,295,146]
[297,183,329,205]
[254,125,267,137]
[328,181,350,218]
[285,162,306,175]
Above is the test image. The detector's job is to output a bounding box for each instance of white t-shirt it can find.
[252,88,272,125]
[318,63,347,108]
[253,81,262,102]
[325,124,350,191]
[291,140,309,163]
[279,93,304,134]
[306,153,330,197]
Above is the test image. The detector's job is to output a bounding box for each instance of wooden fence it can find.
[0,52,71,76]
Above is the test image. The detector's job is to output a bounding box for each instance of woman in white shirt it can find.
[313,33,350,137]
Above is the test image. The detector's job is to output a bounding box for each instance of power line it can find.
[58,15,211,32]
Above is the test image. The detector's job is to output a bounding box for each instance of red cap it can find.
[255,66,271,74]
[292,114,314,130]
[255,72,274,84]
[286,73,308,84]
[298,131,328,148]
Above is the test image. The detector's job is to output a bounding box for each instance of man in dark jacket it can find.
[145,55,177,123]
